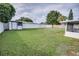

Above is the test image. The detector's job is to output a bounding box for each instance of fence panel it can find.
[0,22,4,33]
[23,23,52,29]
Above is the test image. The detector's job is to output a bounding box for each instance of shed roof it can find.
[10,20,22,22]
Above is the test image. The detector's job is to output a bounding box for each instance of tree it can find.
[17,17,33,22]
[46,10,61,25]
[0,3,16,23]
[68,9,73,20]
[57,16,67,21]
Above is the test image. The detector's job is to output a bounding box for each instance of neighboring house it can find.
[61,20,79,39]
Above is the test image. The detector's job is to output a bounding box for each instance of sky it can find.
[11,3,79,23]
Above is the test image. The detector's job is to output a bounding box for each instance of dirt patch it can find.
[56,43,70,55]
[66,49,77,56]
[56,43,79,56]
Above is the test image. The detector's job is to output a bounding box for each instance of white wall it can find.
[0,22,4,33]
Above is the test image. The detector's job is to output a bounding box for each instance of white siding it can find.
[0,22,4,33]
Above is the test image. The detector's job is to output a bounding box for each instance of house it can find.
[61,20,79,39]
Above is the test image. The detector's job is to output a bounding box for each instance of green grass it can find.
[0,28,79,56]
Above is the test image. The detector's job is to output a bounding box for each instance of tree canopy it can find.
[57,16,67,21]
[17,17,33,22]
[0,3,16,23]
[68,9,73,20]
[46,10,61,25]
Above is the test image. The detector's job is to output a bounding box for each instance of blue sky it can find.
[12,3,79,23]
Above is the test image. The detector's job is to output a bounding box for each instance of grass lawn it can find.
[0,28,79,56]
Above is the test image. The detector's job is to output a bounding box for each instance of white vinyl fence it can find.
[23,23,52,29]
[9,22,52,30]
[0,22,4,33]
[0,22,52,34]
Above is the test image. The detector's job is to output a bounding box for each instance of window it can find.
[67,23,79,32]
[73,24,79,32]
[67,23,73,32]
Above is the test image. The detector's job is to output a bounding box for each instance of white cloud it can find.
[11,3,79,23]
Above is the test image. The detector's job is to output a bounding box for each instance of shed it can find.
[61,20,79,39]
[9,21,23,30]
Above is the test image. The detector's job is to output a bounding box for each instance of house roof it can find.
[60,19,79,23]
